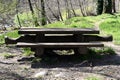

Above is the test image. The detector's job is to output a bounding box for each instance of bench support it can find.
[35,47,44,57]
[74,47,88,55]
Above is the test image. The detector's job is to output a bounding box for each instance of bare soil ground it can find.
[0,43,120,80]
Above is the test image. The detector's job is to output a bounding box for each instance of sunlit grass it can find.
[0,30,19,44]
[100,16,120,44]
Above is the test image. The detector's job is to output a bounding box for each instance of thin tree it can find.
[69,0,76,17]
[46,0,60,21]
[112,0,116,13]
[78,0,86,16]
[64,0,71,19]
[28,0,39,26]
[56,0,63,21]
[16,0,22,28]
[41,0,47,25]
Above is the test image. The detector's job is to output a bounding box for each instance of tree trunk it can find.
[70,0,76,17]
[64,0,71,19]
[104,0,112,14]
[56,0,63,21]
[28,0,39,26]
[97,0,104,15]
[46,1,60,21]
[16,0,22,28]
[112,0,116,13]
[78,0,86,16]
[41,0,47,25]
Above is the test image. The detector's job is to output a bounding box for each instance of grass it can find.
[99,15,120,44]
[89,47,116,55]
[44,16,95,28]
[85,76,101,80]
[23,48,34,56]
[0,30,20,44]
[0,53,16,59]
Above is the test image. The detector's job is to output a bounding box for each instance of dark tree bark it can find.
[41,0,47,25]
[97,0,104,15]
[56,0,63,21]
[16,0,22,28]
[28,0,39,26]
[97,0,114,15]
[105,0,112,14]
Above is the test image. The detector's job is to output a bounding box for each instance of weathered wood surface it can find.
[16,42,104,48]
[18,28,99,34]
[5,35,113,44]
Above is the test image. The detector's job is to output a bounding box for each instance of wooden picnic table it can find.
[5,28,112,57]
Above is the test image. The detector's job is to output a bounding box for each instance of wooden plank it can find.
[5,35,112,44]
[18,28,99,34]
[16,42,104,48]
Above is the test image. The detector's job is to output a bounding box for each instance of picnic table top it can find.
[18,28,99,34]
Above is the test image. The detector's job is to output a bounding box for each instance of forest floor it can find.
[0,43,120,80]
[0,20,120,80]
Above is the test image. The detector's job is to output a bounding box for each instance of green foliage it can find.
[65,17,94,28]
[45,21,65,28]
[0,30,19,44]
[23,48,34,56]
[14,12,35,27]
[3,53,16,59]
[5,30,19,38]
[95,13,114,20]
[90,47,116,55]
[85,76,100,80]
[44,16,94,28]
[0,34,4,45]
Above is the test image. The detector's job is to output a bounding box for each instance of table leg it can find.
[34,47,44,57]
[74,47,88,55]
[74,34,88,55]
[34,34,45,57]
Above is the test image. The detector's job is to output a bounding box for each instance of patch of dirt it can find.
[0,44,120,80]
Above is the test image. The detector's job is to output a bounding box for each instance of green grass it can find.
[0,53,16,59]
[44,16,95,28]
[5,30,20,38]
[99,15,120,44]
[89,47,116,55]
[0,30,20,44]
[23,48,34,56]
[85,76,101,80]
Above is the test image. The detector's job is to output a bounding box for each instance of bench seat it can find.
[16,42,104,48]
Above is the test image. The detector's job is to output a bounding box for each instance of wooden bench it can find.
[5,28,113,57]
[16,42,104,57]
